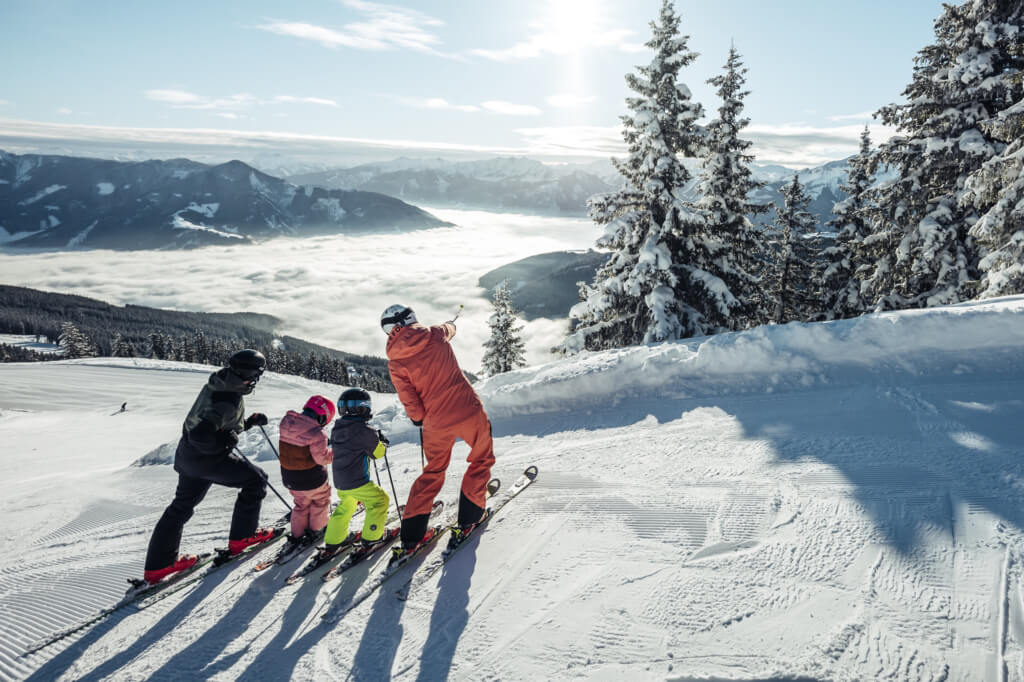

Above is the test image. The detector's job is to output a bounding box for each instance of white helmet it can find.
[380,304,417,334]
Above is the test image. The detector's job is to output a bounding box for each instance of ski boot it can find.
[228,527,277,555]
[143,554,200,585]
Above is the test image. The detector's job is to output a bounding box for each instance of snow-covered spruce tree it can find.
[767,174,818,324]
[871,0,1024,309]
[964,30,1024,297]
[111,332,135,358]
[482,280,527,375]
[695,44,769,329]
[58,321,96,359]
[821,126,877,319]
[559,0,708,353]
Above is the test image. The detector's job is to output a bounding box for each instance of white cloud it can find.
[0,100,10,107]
[471,2,636,61]
[481,101,542,117]
[145,89,258,111]
[0,117,892,169]
[745,123,896,167]
[216,113,241,120]
[258,1,445,54]
[828,111,877,122]
[546,94,597,109]
[398,96,479,113]
[56,107,73,116]
[273,95,339,107]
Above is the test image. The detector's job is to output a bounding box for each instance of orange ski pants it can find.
[405,409,495,518]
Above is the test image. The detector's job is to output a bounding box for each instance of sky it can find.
[0,0,946,169]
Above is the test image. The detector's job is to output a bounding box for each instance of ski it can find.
[284,503,410,584]
[396,465,538,600]
[320,528,400,582]
[251,533,321,572]
[24,514,289,654]
[320,500,443,584]
[321,478,503,625]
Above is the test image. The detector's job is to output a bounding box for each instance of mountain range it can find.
[285,156,857,228]
[0,151,448,250]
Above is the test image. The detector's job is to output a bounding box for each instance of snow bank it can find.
[479,295,1024,417]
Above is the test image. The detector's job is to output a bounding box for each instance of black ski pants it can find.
[145,453,267,570]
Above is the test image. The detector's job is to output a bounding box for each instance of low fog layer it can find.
[0,208,596,372]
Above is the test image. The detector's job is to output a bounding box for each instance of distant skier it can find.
[141,349,275,584]
[120,402,127,412]
[277,395,335,548]
[318,388,390,558]
[379,305,495,559]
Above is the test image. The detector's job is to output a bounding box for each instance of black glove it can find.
[216,429,239,450]
[411,419,423,427]
[377,429,390,445]
[244,413,268,430]
[254,464,269,481]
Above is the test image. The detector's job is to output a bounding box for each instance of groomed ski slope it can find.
[1,296,1024,681]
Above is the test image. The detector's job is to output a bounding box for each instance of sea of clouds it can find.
[0,208,597,372]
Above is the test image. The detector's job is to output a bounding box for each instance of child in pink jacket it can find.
[278,395,335,543]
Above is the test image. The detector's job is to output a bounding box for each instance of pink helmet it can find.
[304,395,336,426]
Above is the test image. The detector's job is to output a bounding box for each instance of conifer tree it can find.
[963,16,1024,297]
[482,280,527,376]
[560,0,707,353]
[58,321,97,358]
[821,126,877,319]
[111,332,135,357]
[767,174,818,324]
[695,44,768,329]
[871,0,1024,308]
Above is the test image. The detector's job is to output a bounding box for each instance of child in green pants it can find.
[322,388,390,553]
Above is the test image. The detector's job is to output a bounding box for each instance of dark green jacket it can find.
[176,368,248,464]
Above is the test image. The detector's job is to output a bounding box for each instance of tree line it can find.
[558,0,1024,353]
[0,285,394,392]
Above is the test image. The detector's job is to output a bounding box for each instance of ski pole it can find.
[451,304,464,323]
[382,447,404,525]
[258,424,280,460]
[234,446,292,513]
[372,457,382,486]
[419,426,426,470]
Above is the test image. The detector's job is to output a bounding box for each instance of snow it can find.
[3,297,1024,680]
[0,334,62,354]
[96,182,115,196]
[171,215,245,240]
[66,220,97,248]
[18,184,66,206]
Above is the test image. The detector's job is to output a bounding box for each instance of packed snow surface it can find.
[2,297,1024,681]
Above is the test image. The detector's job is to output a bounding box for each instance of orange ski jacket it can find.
[386,322,482,430]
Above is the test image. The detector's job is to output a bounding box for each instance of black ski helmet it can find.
[338,387,372,419]
[228,349,266,379]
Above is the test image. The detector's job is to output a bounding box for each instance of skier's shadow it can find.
[346,565,416,681]
[237,554,385,680]
[415,542,477,682]
[143,559,303,679]
[28,567,235,682]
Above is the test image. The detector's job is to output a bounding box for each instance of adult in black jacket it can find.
[143,350,274,584]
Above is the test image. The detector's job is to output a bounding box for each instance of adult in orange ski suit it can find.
[384,315,495,549]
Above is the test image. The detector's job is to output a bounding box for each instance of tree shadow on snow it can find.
[494,367,1024,556]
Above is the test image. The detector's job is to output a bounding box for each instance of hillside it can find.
[2,297,1023,680]
[0,151,448,250]
[0,284,393,391]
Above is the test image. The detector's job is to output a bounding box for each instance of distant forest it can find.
[0,285,394,392]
